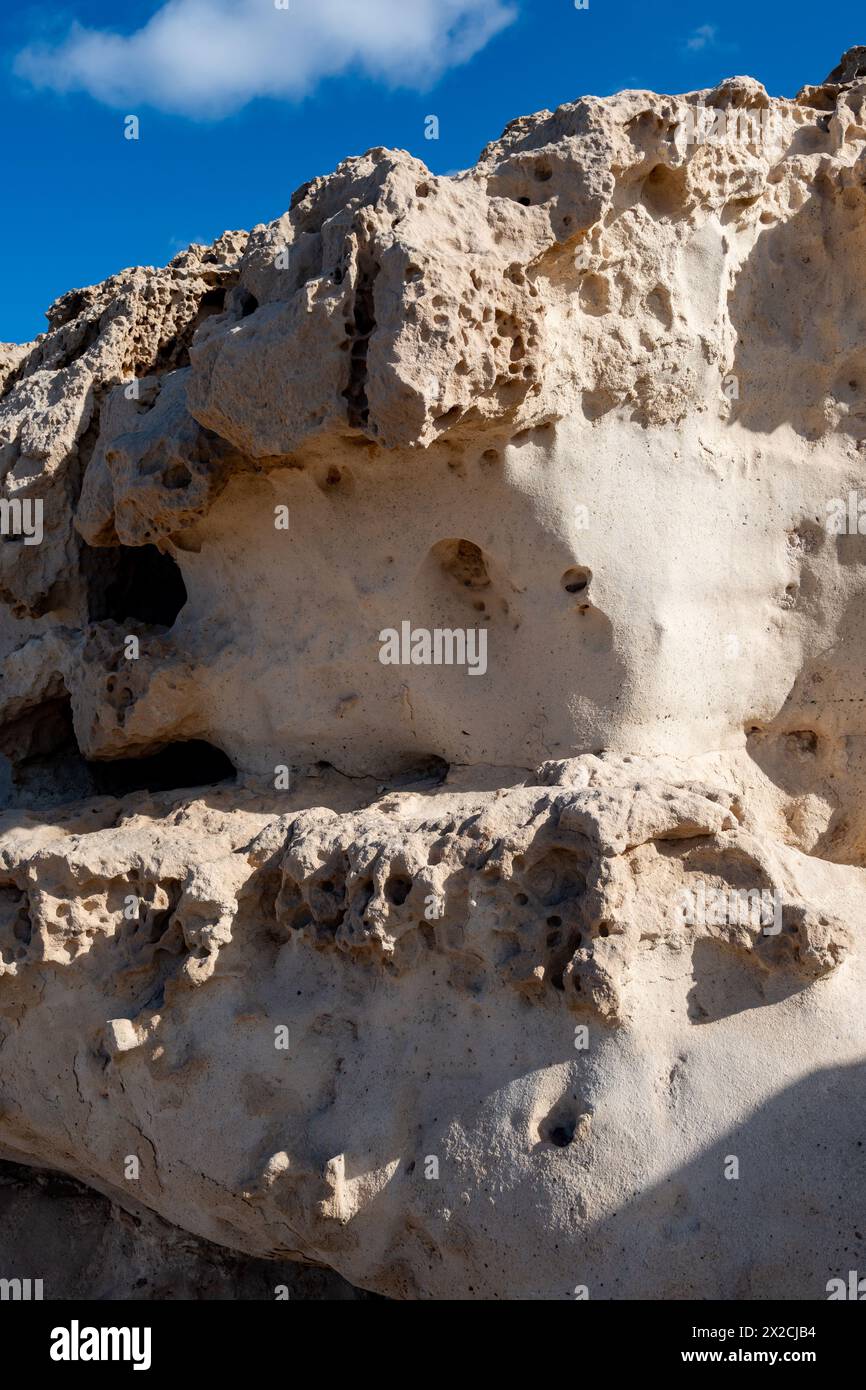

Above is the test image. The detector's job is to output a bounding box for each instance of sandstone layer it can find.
[1,51,866,1300]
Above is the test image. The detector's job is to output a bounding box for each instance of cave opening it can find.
[88,741,236,796]
[0,694,92,807]
[0,693,236,809]
[81,543,188,627]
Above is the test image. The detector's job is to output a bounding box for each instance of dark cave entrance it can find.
[0,694,235,808]
[87,740,236,796]
[81,543,188,627]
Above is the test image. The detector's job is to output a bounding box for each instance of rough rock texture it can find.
[2,52,866,1300]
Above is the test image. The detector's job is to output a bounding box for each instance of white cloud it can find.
[15,0,516,117]
[686,23,719,53]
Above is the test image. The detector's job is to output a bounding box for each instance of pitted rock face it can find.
[1,53,866,1300]
[6,65,866,801]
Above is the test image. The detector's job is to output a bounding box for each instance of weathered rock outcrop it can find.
[2,51,866,1300]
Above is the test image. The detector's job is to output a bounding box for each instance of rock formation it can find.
[2,50,866,1300]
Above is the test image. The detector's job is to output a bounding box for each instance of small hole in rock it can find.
[549,1125,574,1148]
[562,566,592,596]
[430,538,491,591]
[162,463,192,490]
[385,874,413,906]
[236,287,259,317]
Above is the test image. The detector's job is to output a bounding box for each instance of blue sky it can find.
[1,0,862,342]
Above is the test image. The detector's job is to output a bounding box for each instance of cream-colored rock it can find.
[1,52,866,1300]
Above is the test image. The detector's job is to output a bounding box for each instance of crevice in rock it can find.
[388,754,450,788]
[189,286,228,336]
[51,316,103,372]
[342,249,381,429]
[2,315,104,402]
[136,276,239,377]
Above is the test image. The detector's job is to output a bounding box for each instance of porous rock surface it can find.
[1,52,866,1300]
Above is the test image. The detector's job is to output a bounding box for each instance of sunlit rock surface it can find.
[1,50,866,1300]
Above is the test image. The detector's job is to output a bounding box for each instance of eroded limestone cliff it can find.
[2,50,866,1300]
